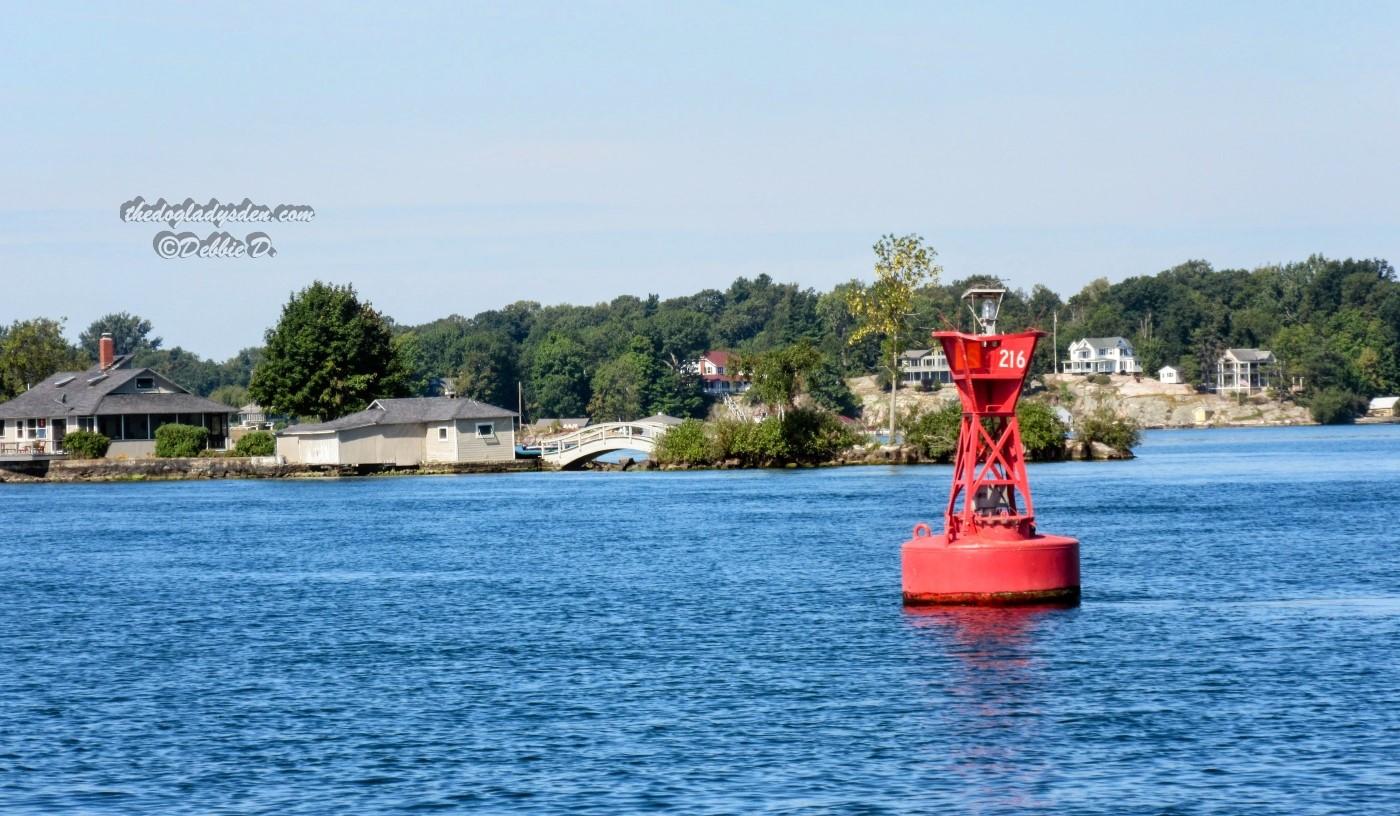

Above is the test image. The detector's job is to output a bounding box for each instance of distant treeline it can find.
[2,254,1396,419]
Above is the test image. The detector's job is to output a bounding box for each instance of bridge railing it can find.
[536,421,668,458]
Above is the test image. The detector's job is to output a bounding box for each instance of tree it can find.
[587,347,653,421]
[0,318,87,399]
[79,312,161,359]
[209,384,250,408]
[846,234,941,442]
[454,333,519,409]
[734,340,822,416]
[528,333,590,418]
[249,282,412,420]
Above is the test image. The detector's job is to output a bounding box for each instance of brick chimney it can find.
[99,333,115,370]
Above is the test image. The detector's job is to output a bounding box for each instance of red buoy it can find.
[902,289,1080,606]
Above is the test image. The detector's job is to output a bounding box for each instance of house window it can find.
[476,422,494,438]
[78,417,96,432]
[98,415,122,440]
[438,427,448,440]
[135,376,155,390]
[0,419,4,437]
[124,414,151,440]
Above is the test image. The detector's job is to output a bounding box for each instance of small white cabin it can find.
[1158,366,1180,384]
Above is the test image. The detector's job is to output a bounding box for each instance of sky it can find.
[1,2,1397,359]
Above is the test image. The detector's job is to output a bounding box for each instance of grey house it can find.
[276,397,517,466]
[0,353,234,458]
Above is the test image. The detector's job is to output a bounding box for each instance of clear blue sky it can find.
[2,2,1396,358]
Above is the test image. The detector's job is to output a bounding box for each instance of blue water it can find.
[3,426,1400,814]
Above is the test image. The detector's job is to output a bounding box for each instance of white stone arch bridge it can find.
[537,419,674,469]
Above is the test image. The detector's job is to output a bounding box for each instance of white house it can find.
[1367,396,1398,418]
[1157,366,1180,384]
[898,348,953,386]
[694,350,750,397]
[1062,337,1142,375]
[276,397,517,466]
[1216,349,1276,395]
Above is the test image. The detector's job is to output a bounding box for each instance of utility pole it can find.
[1053,311,1059,376]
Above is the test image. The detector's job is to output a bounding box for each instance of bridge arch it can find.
[537,420,675,470]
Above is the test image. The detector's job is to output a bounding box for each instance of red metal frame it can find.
[933,329,1045,543]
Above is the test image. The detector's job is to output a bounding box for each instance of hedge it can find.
[62,430,110,459]
[234,430,276,456]
[155,423,209,458]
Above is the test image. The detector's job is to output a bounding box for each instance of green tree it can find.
[902,401,963,462]
[588,348,653,421]
[846,234,941,442]
[79,312,161,359]
[454,333,519,409]
[1017,400,1068,460]
[249,282,412,420]
[1308,387,1365,424]
[209,384,250,408]
[734,340,823,416]
[0,318,87,399]
[528,333,590,418]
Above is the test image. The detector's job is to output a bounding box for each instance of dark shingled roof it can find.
[0,362,231,420]
[280,397,517,435]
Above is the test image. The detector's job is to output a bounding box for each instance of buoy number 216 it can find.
[996,349,1027,369]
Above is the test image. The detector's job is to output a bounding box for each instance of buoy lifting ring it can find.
[912,522,933,538]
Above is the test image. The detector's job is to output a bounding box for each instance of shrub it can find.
[155,423,208,457]
[62,430,110,459]
[1308,388,1365,424]
[902,401,963,462]
[1089,373,1112,386]
[777,408,859,464]
[654,419,715,465]
[1017,400,1068,460]
[234,430,276,456]
[1076,407,1140,452]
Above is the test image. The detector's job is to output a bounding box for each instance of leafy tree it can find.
[805,356,860,416]
[454,333,519,409]
[647,367,705,419]
[528,333,590,418]
[654,418,715,465]
[1017,400,1068,460]
[249,282,413,420]
[1075,408,1141,452]
[209,384,250,408]
[588,348,652,421]
[901,401,963,461]
[846,234,941,442]
[0,318,87,399]
[734,340,822,416]
[1308,387,1365,424]
[79,312,161,359]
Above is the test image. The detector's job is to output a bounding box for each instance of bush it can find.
[1089,373,1112,386]
[1308,388,1365,424]
[155,423,208,457]
[234,430,276,456]
[902,401,963,462]
[654,419,715,465]
[1017,400,1068,460]
[661,410,859,467]
[62,430,110,459]
[1076,407,1140,452]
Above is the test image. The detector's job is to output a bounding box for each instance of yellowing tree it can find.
[846,234,940,443]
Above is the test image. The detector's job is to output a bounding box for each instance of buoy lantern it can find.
[902,288,1080,606]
